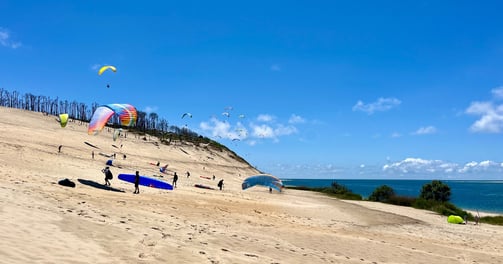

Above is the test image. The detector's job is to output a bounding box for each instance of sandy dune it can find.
[1,106,502,264]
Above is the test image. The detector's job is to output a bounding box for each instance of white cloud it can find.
[382,157,503,178]
[466,101,503,133]
[251,124,275,138]
[274,124,297,136]
[0,27,22,49]
[352,97,401,115]
[458,160,500,173]
[257,114,275,122]
[288,114,305,124]
[413,126,437,135]
[382,158,444,174]
[491,87,503,100]
[465,88,503,133]
[200,113,298,143]
[200,117,240,140]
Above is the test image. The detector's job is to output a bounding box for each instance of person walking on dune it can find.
[134,171,140,194]
[102,166,113,186]
[218,179,224,191]
[173,172,178,188]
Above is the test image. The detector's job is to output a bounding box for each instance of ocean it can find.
[281,179,503,214]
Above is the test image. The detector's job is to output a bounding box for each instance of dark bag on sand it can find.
[58,178,76,188]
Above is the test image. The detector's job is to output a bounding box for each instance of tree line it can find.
[0,87,252,166]
[0,87,185,134]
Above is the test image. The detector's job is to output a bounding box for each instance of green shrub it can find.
[480,216,503,226]
[419,180,451,202]
[368,185,395,202]
[413,198,469,217]
[385,195,416,206]
[284,182,362,200]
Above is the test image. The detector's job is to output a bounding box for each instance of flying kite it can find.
[88,104,137,135]
[242,174,284,192]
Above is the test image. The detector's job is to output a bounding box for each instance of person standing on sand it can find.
[92,151,95,159]
[58,145,62,153]
[102,166,113,186]
[218,179,224,190]
[186,171,190,178]
[134,171,140,194]
[173,172,178,188]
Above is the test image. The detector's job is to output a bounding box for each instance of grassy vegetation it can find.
[286,182,362,201]
[286,182,503,226]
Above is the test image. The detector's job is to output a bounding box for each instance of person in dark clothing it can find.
[186,171,190,178]
[58,145,62,153]
[134,171,140,194]
[173,172,178,188]
[102,166,113,186]
[217,179,224,190]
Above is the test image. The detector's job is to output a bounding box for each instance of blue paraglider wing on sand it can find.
[118,174,173,190]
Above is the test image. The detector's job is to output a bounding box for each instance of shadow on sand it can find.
[77,179,125,193]
[84,141,100,149]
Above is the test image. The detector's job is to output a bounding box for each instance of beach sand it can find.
[1,106,502,264]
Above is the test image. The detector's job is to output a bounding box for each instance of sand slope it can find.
[1,106,502,264]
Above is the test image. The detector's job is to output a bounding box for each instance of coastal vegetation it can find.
[287,180,503,226]
[287,182,362,200]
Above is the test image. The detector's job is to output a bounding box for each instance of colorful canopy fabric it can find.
[88,104,137,135]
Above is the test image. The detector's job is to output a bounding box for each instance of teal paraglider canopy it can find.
[242,174,284,192]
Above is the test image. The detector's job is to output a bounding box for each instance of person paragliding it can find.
[98,65,117,88]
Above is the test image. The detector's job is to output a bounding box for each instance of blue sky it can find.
[2,1,503,179]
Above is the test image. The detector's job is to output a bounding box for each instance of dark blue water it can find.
[282,179,503,214]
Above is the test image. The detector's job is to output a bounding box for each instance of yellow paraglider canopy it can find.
[59,113,69,128]
[98,65,117,75]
